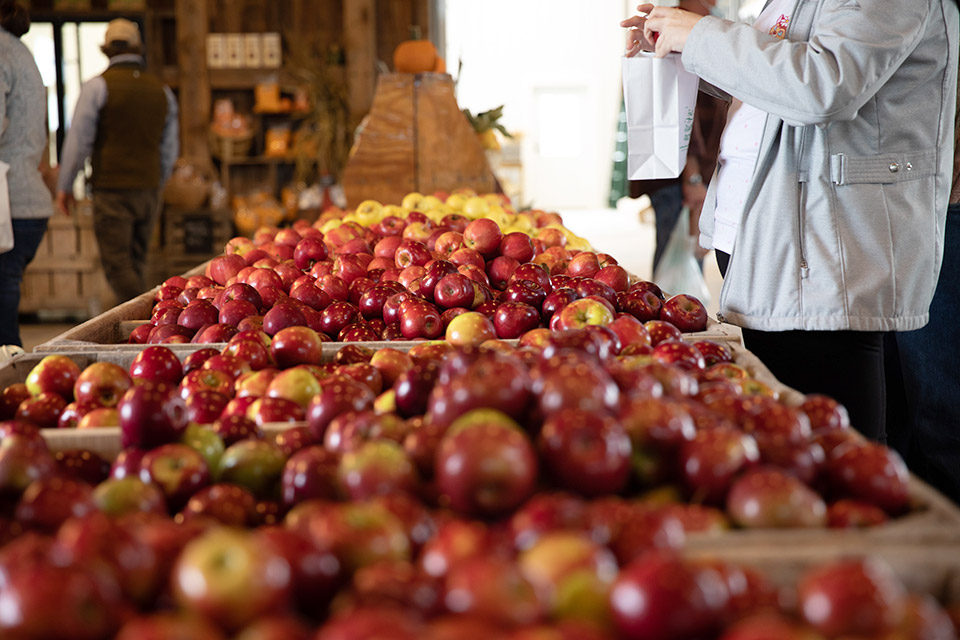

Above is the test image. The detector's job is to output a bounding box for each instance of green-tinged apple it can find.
[555,297,615,330]
[172,527,292,630]
[265,368,321,408]
[181,423,227,471]
[518,531,619,626]
[140,443,211,511]
[216,440,287,500]
[337,440,418,500]
[445,311,497,346]
[92,476,167,517]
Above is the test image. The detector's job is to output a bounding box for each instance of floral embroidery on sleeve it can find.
[769,15,790,39]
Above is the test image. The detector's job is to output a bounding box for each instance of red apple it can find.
[246,396,305,427]
[337,440,417,500]
[797,558,905,638]
[538,408,631,496]
[609,553,729,640]
[498,232,534,262]
[293,236,329,270]
[444,557,542,626]
[726,467,828,528]
[15,475,96,532]
[208,253,247,285]
[678,426,760,504]
[463,217,502,258]
[399,302,443,339]
[827,499,889,528]
[129,346,184,384]
[25,354,81,400]
[660,294,708,332]
[435,423,538,516]
[595,265,630,292]
[179,483,257,527]
[827,442,910,514]
[118,381,189,449]
[801,394,851,433]
[15,392,67,429]
[270,325,324,368]
[434,272,477,309]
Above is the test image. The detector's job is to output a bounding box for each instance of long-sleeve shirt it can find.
[0,27,51,219]
[57,54,178,195]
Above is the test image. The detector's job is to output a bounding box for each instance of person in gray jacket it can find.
[0,1,52,348]
[623,0,959,441]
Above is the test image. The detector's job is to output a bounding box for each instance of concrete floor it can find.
[20,323,76,352]
[16,204,730,352]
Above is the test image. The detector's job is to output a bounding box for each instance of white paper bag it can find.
[622,53,700,180]
[0,161,13,255]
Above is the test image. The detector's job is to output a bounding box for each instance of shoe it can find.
[0,345,26,366]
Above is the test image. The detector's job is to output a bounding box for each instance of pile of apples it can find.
[0,327,939,638]
[129,191,709,345]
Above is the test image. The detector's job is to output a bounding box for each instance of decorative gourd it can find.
[393,26,439,74]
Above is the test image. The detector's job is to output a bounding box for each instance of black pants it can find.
[884,204,960,503]
[716,251,886,442]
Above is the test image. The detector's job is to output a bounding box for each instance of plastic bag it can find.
[652,206,710,305]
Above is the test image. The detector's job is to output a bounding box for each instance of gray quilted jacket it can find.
[684,0,959,331]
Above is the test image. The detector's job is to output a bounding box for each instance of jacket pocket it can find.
[829,148,939,185]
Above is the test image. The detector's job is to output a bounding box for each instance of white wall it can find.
[445,1,631,210]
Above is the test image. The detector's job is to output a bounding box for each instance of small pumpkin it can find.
[393,26,438,74]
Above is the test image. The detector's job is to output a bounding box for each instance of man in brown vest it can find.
[56,18,178,302]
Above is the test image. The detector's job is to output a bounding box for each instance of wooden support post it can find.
[343,0,377,124]
[176,0,211,169]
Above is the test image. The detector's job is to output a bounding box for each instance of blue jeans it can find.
[887,203,960,503]
[0,218,48,347]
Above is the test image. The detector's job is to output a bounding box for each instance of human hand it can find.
[620,3,657,57]
[56,190,74,217]
[682,181,707,216]
[642,5,704,58]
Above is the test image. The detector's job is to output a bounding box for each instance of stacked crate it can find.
[19,201,113,318]
[158,206,234,280]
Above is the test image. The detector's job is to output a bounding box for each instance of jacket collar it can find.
[108,54,145,68]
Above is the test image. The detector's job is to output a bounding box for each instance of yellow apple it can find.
[445,193,469,211]
[401,192,426,210]
[462,196,490,219]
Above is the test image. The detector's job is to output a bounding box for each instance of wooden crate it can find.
[8,345,959,547]
[342,73,500,208]
[162,206,234,263]
[34,261,211,351]
[20,205,113,317]
[684,543,960,606]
